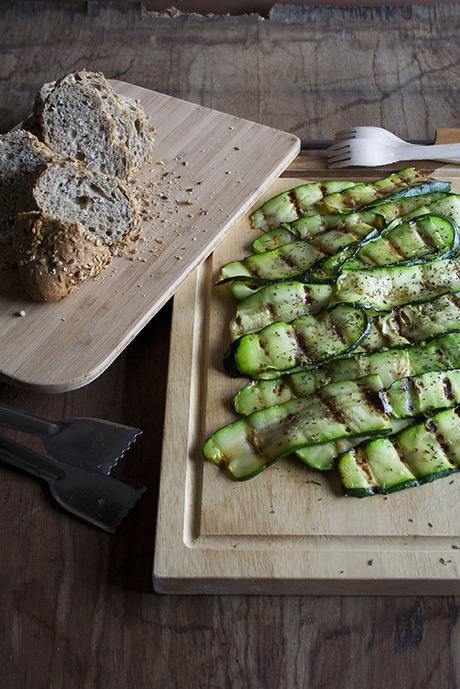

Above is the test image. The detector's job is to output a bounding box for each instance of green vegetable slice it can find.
[249,180,357,232]
[203,375,390,480]
[252,211,385,254]
[338,407,460,496]
[333,258,460,311]
[296,418,412,471]
[218,222,379,284]
[341,214,459,271]
[359,292,460,352]
[229,281,333,340]
[313,169,448,214]
[297,368,460,473]
[225,304,371,377]
[234,332,460,415]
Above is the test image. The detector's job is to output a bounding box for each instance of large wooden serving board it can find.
[154,132,460,595]
[0,80,299,392]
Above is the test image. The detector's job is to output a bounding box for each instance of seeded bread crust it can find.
[32,160,139,247]
[15,212,112,301]
[0,130,57,269]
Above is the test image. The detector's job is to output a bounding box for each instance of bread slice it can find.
[15,212,112,301]
[39,82,131,178]
[32,160,139,245]
[0,130,56,268]
[36,71,154,177]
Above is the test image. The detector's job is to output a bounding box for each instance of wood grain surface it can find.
[1,3,460,689]
[0,80,298,392]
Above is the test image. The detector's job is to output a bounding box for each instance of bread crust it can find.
[15,212,112,301]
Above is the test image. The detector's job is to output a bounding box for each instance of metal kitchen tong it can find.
[0,404,145,532]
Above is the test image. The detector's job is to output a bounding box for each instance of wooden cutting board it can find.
[0,80,299,392]
[154,130,460,595]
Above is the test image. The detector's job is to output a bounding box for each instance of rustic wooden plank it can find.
[1,2,460,142]
[0,4,460,688]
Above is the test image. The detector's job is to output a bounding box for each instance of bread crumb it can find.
[16,310,26,317]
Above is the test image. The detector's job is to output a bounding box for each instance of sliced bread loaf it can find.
[40,83,131,178]
[36,71,154,177]
[15,212,112,301]
[0,130,56,268]
[32,160,139,245]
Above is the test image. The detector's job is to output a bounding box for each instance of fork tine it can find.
[328,158,353,169]
[334,129,358,141]
[327,155,352,166]
[326,141,351,154]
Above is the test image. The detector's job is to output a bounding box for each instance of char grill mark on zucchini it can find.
[368,191,449,223]
[252,211,385,254]
[218,241,326,283]
[296,417,412,471]
[203,375,390,480]
[339,407,460,496]
[225,304,371,377]
[333,258,460,311]
[219,223,379,285]
[312,169,446,215]
[223,213,457,292]
[233,332,460,415]
[249,180,358,232]
[341,215,459,271]
[357,292,460,352]
[381,369,460,418]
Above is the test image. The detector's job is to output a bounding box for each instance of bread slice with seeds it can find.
[32,160,139,246]
[0,130,57,268]
[15,212,112,301]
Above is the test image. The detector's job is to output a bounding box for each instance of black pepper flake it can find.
[452,545,460,550]
[428,522,433,528]
[439,558,452,565]
[408,518,414,523]
[368,559,374,566]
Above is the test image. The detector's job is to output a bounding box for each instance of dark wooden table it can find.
[1,3,460,687]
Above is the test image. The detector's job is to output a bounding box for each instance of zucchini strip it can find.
[233,332,460,415]
[333,258,460,310]
[218,223,379,284]
[341,214,459,271]
[224,304,371,377]
[249,180,357,232]
[296,418,412,471]
[229,281,333,341]
[358,292,460,352]
[299,368,460,472]
[222,213,457,290]
[203,375,390,480]
[339,407,460,496]
[231,192,454,301]
[252,210,385,254]
[313,169,448,214]
[230,275,460,344]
